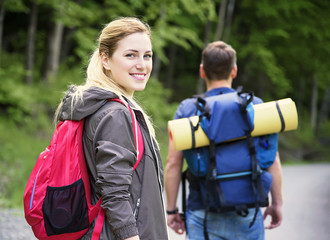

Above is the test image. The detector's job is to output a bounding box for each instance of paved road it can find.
[1,164,329,240]
[168,163,330,240]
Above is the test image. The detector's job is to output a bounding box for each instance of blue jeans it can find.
[186,209,265,240]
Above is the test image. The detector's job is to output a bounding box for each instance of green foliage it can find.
[0,63,87,208]
[231,0,330,102]
[279,114,330,163]
[180,0,216,22]
[136,78,177,129]
[135,78,179,161]
[4,0,28,12]
[0,53,33,123]
[1,0,329,208]
[0,62,177,207]
[72,27,99,63]
[58,0,103,28]
[0,118,51,208]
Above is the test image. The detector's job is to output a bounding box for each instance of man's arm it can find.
[263,152,283,229]
[165,139,185,234]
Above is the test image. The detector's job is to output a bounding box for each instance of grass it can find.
[0,115,171,209]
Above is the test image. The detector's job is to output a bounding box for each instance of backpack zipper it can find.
[216,170,264,180]
[29,150,49,210]
[197,151,201,175]
[29,166,42,210]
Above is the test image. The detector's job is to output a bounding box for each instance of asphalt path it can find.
[168,163,330,240]
[0,164,329,240]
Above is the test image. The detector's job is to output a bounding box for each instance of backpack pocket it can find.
[255,133,278,169]
[220,170,272,207]
[200,170,273,210]
[42,178,89,236]
[183,147,209,177]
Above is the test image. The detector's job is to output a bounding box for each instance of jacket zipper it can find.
[133,198,141,219]
[130,106,163,191]
[148,130,162,192]
[148,129,167,218]
[131,106,165,214]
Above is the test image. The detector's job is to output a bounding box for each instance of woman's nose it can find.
[136,57,146,69]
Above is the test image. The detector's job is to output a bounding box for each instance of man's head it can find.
[201,41,237,81]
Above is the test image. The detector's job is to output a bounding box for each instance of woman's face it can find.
[108,32,152,96]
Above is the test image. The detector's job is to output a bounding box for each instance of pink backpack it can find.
[24,98,144,240]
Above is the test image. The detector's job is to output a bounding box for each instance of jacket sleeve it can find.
[92,105,139,239]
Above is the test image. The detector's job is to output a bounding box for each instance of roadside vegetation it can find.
[0,0,329,208]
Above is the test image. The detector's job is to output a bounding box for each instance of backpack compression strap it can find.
[188,97,211,148]
[194,96,218,240]
[239,92,268,228]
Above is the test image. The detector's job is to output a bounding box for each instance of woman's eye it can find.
[125,54,135,58]
[144,54,152,59]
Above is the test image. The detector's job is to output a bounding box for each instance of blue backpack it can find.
[182,91,278,237]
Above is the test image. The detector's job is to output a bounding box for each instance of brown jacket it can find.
[58,86,168,240]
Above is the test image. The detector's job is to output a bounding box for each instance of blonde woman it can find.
[55,17,168,240]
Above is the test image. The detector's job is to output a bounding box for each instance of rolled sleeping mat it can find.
[168,98,298,151]
[251,98,298,136]
[168,115,210,151]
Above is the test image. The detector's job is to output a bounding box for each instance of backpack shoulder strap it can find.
[109,98,144,169]
[90,99,145,240]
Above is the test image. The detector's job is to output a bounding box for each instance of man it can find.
[165,41,283,240]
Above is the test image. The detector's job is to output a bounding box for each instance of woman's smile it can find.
[107,32,153,96]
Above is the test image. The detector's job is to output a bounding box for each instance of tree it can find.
[214,0,227,41]
[222,0,235,42]
[0,0,7,67]
[42,5,64,82]
[25,0,38,84]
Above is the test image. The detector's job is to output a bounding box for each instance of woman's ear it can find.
[101,53,111,70]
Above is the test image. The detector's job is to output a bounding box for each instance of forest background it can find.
[0,0,329,208]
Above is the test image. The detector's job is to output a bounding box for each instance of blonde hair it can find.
[55,17,156,138]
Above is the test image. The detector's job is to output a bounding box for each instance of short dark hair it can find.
[201,41,236,80]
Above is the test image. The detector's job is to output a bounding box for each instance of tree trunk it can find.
[223,0,236,42]
[42,20,64,82]
[60,0,82,62]
[151,5,166,80]
[214,0,228,41]
[297,77,306,124]
[165,44,176,89]
[25,1,38,85]
[60,27,75,62]
[196,20,212,94]
[151,55,161,80]
[310,74,318,132]
[0,0,7,67]
[316,87,330,137]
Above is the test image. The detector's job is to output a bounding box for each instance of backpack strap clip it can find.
[235,205,249,217]
[195,97,211,121]
[237,91,254,113]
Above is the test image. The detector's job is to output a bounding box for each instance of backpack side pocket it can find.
[42,178,89,236]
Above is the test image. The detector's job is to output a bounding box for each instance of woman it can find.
[55,17,168,240]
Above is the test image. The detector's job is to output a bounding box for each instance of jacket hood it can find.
[58,86,120,121]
